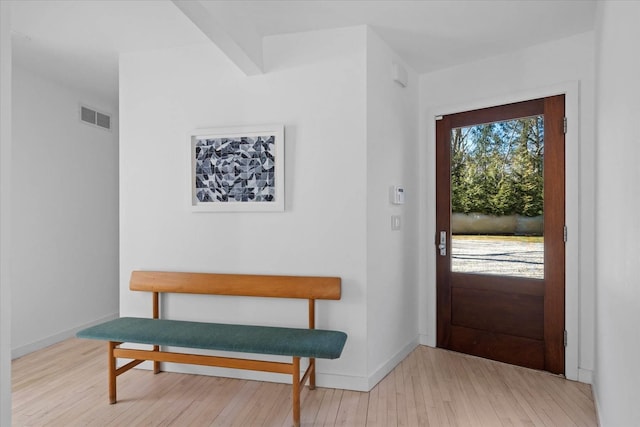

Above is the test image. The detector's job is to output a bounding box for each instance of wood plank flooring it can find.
[12,338,597,426]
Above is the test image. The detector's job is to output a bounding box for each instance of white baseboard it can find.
[591,376,602,426]
[366,337,419,390]
[578,367,594,384]
[11,312,119,359]
[149,362,371,392]
[126,337,421,393]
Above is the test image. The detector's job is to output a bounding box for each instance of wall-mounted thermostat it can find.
[391,185,405,205]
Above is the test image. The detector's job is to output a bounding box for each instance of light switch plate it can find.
[391,215,401,230]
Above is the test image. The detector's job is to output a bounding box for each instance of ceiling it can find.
[10,0,598,104]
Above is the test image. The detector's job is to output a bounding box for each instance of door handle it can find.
[438,231,447,256]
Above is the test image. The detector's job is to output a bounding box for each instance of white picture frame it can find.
[189,124,285,212]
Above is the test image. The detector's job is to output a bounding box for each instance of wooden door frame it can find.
[420,82,580,381]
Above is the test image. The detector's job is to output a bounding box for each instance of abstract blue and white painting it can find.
[190,125,284,212]
[194,135,275,203]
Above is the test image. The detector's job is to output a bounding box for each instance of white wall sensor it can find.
[391,185,405,204]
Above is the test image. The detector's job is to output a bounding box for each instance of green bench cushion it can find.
[77,317,347,360]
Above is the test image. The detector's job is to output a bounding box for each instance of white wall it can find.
[120,27,371,390]
[11,64,119,358]
[418,32,596,382]
[593,2,640,425]
[0,2,13,424]
[365,28,420,386]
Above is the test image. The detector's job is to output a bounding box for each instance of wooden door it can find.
[436,96,565,374]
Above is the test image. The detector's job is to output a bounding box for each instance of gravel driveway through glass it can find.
[451,238,544,279]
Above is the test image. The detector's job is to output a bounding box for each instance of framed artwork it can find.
[189,124,285,212]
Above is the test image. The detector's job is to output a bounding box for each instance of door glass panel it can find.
[451,116,544,279]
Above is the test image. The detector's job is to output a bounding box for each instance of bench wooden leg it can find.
[108,342,117,404]
[309,358,316,390]
[292,357,300,427]
[153,345,161,374]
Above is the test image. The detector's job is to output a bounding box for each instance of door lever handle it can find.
[438,231,447,256]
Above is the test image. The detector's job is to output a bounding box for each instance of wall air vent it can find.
[80,105,111,131]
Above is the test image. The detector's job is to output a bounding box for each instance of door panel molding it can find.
[449,325,545,369]
[451,287,544,340]
[452,273,544,297]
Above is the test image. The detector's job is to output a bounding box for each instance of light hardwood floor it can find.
[12,338,597,426]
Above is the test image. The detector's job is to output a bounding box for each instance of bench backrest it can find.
[130,271,341,300]
[131,271,342,330]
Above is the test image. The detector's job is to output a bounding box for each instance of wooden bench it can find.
[77,271,347,427]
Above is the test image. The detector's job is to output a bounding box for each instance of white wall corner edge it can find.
[392,62,408,87]
[419,333,435,347]
[11,312,119,359]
